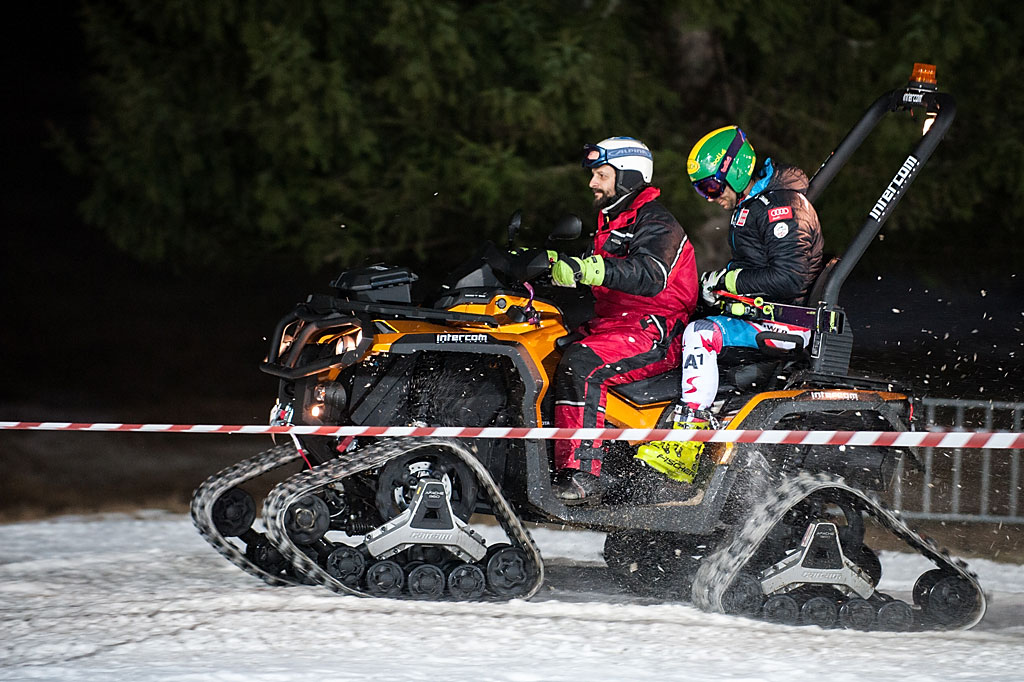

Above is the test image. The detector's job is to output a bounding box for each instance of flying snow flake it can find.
[892,308,902,314]
[981,290,988,297]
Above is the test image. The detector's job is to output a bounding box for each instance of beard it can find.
[593,189,618,210]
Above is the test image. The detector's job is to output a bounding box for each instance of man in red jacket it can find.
[550,137,698,505]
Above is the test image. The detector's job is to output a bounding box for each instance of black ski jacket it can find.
[726,160,823,304]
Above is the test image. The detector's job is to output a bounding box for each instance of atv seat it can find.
[609,350,793,408]
[594,258,843,408]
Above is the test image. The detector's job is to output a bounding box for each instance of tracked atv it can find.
[192,64,984,629]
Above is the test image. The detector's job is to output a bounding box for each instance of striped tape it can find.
[2,422,1022,449]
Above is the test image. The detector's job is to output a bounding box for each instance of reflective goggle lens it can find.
[581,144,607,168]
[693,175,727,200]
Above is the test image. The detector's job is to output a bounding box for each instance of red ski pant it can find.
[554,314,683,476]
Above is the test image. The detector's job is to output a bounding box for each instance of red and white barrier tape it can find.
[2,421,1023,449]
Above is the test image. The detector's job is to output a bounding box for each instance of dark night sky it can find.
[1,6,310,424]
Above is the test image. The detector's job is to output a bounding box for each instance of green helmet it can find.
[686,126,756,198]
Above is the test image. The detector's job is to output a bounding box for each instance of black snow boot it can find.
[552,469,608,506]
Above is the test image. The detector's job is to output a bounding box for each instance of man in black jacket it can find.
[635,126,823,485]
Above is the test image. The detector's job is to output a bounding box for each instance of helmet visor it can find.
[691,128,747,200]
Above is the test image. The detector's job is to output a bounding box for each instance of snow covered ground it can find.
[2,513,1024,682]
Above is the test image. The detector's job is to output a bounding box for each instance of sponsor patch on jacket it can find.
[773,222,790,239]
[768,206,793,222]
[735,208,749,227]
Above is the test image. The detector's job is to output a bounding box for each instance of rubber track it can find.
[262,437,545,600]
[690,471,987,630]
[190,442,304,587]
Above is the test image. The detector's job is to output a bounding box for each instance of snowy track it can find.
[2,514,1024,681]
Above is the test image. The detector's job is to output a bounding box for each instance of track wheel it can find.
[838,598,876,630]
[408,564,446,599]
[721,574,764,616]
[284,495,331,545]
[912,569,946,607]
[321,544,366,588]
[447,563,487,601]
[923,575,977,628]
[375,449,478,522]
[211,488,256,537]
[762,594,800,625]
[800,596,838,628]
[245,533,289,575]
[877,600,914,631]
[486,547,531,598]
[366,560,405,597]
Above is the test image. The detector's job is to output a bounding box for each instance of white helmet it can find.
[581,136,653,195]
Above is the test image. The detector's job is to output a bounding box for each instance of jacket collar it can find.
[600,186,660,227]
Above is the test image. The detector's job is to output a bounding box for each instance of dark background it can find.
[2,4,1022,523]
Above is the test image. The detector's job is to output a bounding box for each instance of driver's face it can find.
[589,165,616,206]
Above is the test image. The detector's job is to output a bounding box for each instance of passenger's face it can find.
[589,165,617,207]
[710,185,740,212]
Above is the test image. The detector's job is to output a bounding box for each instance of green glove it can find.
[724,268,741,293]
[700,267,742,305]
[551,255,605,287]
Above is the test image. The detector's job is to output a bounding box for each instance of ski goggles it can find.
[581,142,652,169]
[691,128,747,200]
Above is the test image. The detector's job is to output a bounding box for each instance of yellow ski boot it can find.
[635,408,713,484]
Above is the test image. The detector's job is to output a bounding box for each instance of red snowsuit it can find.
[554,186,697,475]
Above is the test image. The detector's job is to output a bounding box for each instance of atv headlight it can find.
[312,381,348,410]
[331,326,363,356]
[278,320,300,359]
[306,381,348,423]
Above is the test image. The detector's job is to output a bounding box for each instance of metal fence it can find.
[890,398,1024,524]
